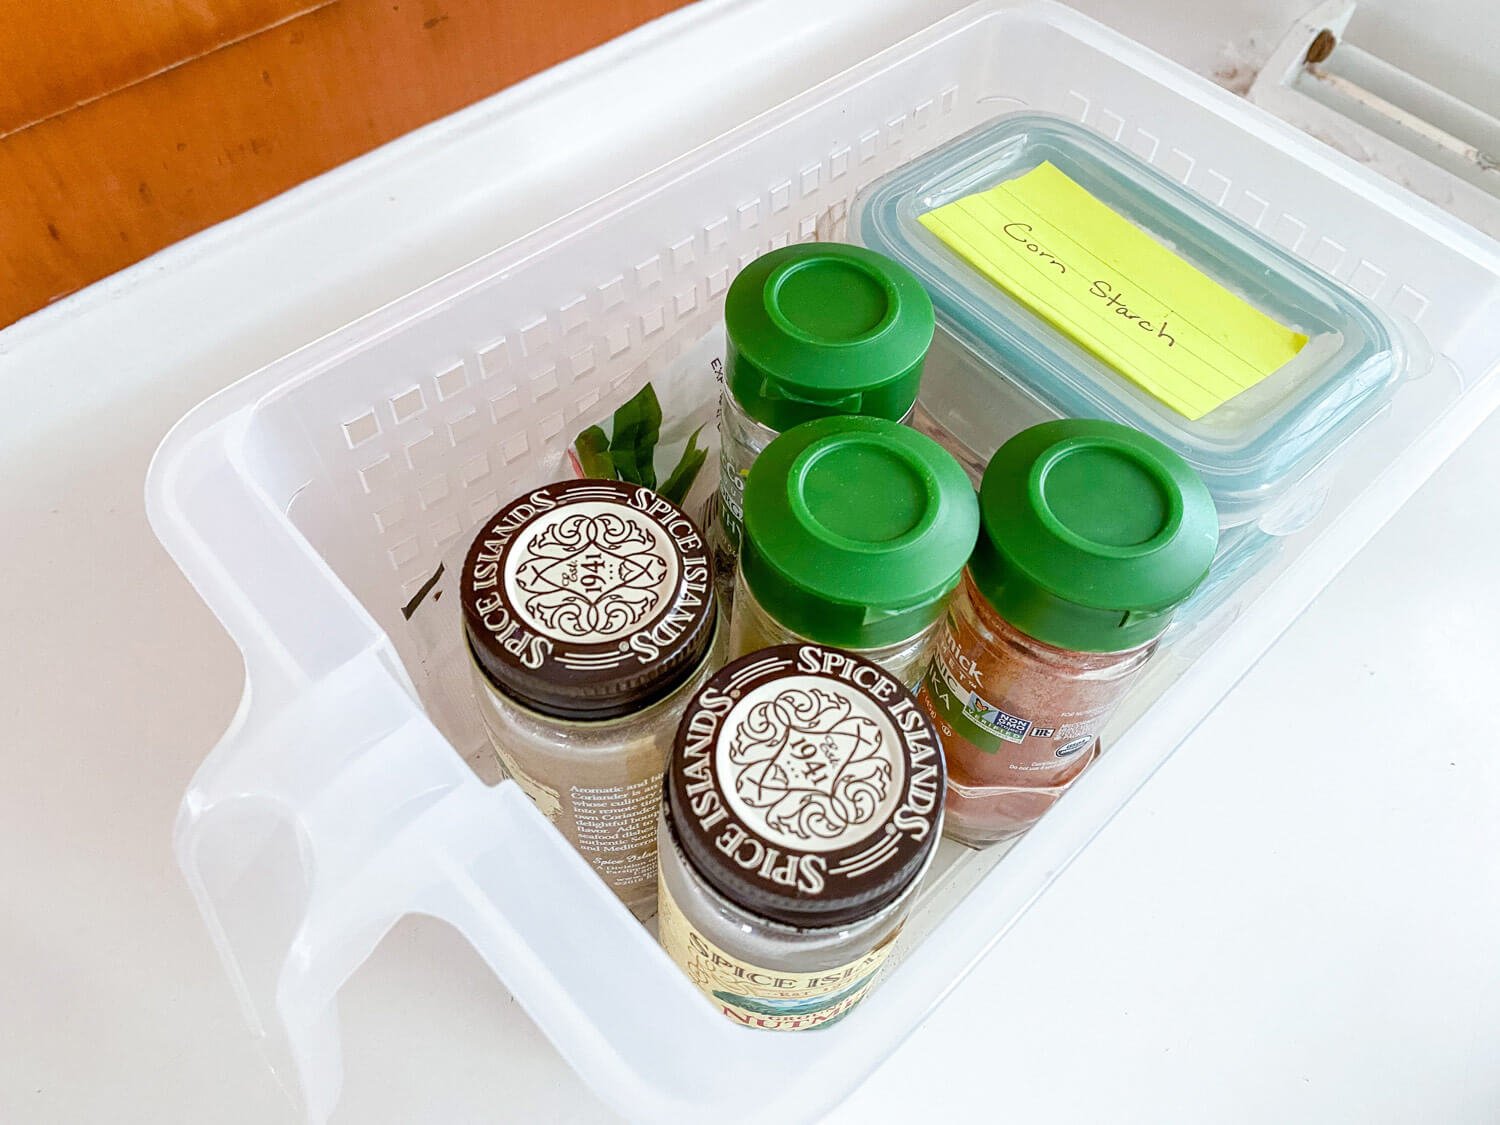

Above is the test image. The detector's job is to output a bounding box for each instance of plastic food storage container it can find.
[853,111,1410,532]
[145,3,1496,1122]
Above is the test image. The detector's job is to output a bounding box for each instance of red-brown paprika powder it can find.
[917,420,1219,845]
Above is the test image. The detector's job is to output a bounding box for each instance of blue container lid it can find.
[853,112,1406,527]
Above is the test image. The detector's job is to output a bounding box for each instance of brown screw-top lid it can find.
[667,644,945,928]
[461,479,717,721]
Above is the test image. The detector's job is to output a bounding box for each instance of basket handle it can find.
[176,645,742,1123]
[151,404,755,1123]
[147,412,387,712]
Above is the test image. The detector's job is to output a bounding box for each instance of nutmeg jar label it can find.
[656,872,899,1031]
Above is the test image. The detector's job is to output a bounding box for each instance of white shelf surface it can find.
[1,1,1496,1121]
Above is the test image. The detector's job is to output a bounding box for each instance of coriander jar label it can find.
[491,735,662,896]
[462,480,715,721]
[667,644,944,929]
[492,744,563,823]
[657,869,899,1031]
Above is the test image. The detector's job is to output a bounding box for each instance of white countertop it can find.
[3,2,1497,1121]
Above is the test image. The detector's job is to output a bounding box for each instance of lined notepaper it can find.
[918,162,1307,420]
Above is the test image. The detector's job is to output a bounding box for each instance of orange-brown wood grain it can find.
[0,0,689,327]
[0,1,332,136]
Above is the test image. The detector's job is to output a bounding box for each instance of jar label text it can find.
[657,874,898,1031]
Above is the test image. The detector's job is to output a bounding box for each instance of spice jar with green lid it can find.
[706,242,935,608]
[728,415,979,687]
[917,419,1219,845]
[461,479,720,920]
[658,643,945,1030]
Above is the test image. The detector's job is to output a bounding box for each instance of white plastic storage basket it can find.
[147,3,1500,1122]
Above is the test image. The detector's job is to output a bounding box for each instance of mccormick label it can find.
[657,870,899,1031]
[919,628,1104,778]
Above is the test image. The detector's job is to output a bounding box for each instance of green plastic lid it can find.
[971,420,1219,653]
[741,416,979,649]
[724,243,935,432]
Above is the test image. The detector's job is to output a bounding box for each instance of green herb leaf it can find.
[607,383,663,488]
[659,424,709,505]
[573,424,616,480]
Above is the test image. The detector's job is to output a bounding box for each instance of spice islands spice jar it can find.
[462,479,719,920]
[659,643,945,1030]
[707,242,935,609]
[729,415,979,687]
[918,420,1219,845]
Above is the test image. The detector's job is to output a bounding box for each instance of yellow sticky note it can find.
[918,162,1307,420]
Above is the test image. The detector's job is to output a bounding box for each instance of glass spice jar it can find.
[706,242,935,610]
[658,643,945,1030]
[461,479,719,920]
[728,415,979,688]
[918,420,1219,845]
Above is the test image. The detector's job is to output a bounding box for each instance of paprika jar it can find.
[728,415,978,687]
[658,643,945,1030]
[918,420,1218,845]
[707,242,934,608]
[462,479,719,920]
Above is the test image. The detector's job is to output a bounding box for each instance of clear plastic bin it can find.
[145,3,1500,1122]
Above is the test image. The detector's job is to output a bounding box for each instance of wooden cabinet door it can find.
[0,0,689,328]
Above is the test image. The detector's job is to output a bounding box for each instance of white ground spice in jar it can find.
[462,479,719,920]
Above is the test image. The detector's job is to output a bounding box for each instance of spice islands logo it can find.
[510,508,671,643]
[725,686,893,849]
